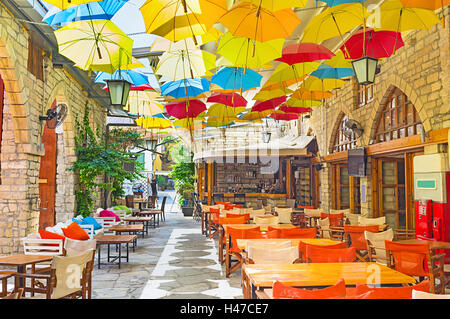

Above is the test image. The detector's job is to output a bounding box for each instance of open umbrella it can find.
[218,2,301,43]
[207,117,236,127]
[140,0,227,44]
[278,105,312,114]
[216,32,284,69]
[54,19,135,73]
[310,64,355,79]
[291,89,333,100]
[127,91,164,117]
[160,78,210,98]
[95,69,150,86]
[43,0,128,25]
[324,51,354,68]
[45,0,101,10]
[301,76,346,92]
[253,88,293,101]
[252,96,288,112]
[206,92,247,107]
[241,0,307,11]
[270,111,299,121]
[242,109,274,121]
[135,115,173,129]
[150,27,223,52]
[317,0,366,6]
[268,62,320,84]
[207,103,246,121]
[165,99,207,119]
[211,67,263,92]
[275,43,335,65]
[286,98,322,108]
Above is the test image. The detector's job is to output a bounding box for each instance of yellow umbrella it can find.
[291,89,333,100]
[207,117,236,127]
[217,32,285,69]
[268,62,320,84]
[253,87,293,101]
[242,109,273,121]
[150,27,223,52]
[164,93,209,103]
[140,0,227,44]
[54,20,135,73]
[173,118,206,130]
[219,2,301,42]
[207,103,246,121]
[45,0,100,10]
[301,76,346,92]
[302,4,369,48]
[215,55,273,69]
[135,116,173,129]
[241,0,307,11]
[127,91,164,117]
[286,98,322,108]
[324,51,353,69]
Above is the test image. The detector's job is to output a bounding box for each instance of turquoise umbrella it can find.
[310,64,354,79]
[211,67,262,92]
[160,78,210,99]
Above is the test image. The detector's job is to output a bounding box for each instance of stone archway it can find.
[327,111,346,155]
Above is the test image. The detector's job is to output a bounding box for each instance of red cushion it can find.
[99,210,120,222]
[354,280,430,299]
[38,230,66,246]
[273,279,347,299]
[61,222,90,241]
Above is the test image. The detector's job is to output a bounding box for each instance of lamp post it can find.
[351,56,378,85]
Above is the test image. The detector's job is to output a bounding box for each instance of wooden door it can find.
[38,102,57,230]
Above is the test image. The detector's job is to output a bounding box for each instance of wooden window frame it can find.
[332,163,361,214]
[333,115,357,153]
[357,83,374,108]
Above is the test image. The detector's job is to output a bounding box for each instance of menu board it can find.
[348,148,366,177]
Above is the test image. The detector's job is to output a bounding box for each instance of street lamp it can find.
[106,79,132,108]
[351,56,378,85]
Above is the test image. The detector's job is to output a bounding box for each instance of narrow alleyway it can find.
[91,190,242,299]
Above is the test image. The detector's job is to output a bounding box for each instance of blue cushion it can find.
[72,218,84,225]
[81,217,102,230]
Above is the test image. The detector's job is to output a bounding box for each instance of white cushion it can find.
[412,290,450,299]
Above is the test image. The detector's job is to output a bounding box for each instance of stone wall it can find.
[0,6,106,253]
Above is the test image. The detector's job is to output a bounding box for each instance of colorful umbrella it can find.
[127,91,164,117]
[399,0,449,10]
[207,103,246,121]
[43,0,128,25]
[218,2,301,42]
[172,118,206,130]
[216,32,284,69]
[324,51,354,69]
[241,0,307,11]
[165,99,207,119]
[95,69,150,86]
[270,111,299,121]
[286,98,322,108]
[241,109,274,121]
[275,43,335,65]
[206,92,247,107]
[317,0,366,6]
[301,76,346,92]
[340,28,405,59]
[268,62,320,84]
[140,0,227,44]
[160,78,210,98]
[211,67,262,92]
[291,89,333,100]
[253,88,293,101]
[207,117,236,127]
[45,0,101,10]
[310,64,355,79]
[150,27,223,52]
[278,105,312,114]
[135,115,172,129]
[252,96,288,112]
[54,20,135,73]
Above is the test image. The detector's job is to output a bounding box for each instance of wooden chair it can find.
[94,217,118,234]
[385,240,445,294]
[269,226,317,239]
[245,229,281,239]
[272,279,347,299]
[225,213,250,223]
[125,195,140,215]
[365,228,394,264]
[226,227,250,278]
[208,208,221,239]
[412,290,450,299]
[13,249,94,299]
[299,241,347,263]
[254,216,279,226]
[358,216,386,226]
[0,272,13,297]
[317,217,344,241]
[303,208,323,227]
[344,225,379,261]
[305,246,357,263]
[321,213,344,227]
[247,246,300,265]
[147,195,157,209]
[79,224,95,239]
[1,288,24,299]
[22,238,64,273]
[274,207,293,224]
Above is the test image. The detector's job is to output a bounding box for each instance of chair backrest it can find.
[201,204,220,212]
[344,225,379,250]
[160,196,167,212]
[412,290,450,299]
[250,208,266,217]
[226,213,250,222]
[345,212,360,225]
[304,208,323,217]
[286,199,296,209]
[219,216,247,225]
[125,195,134,208]
[274,207,293,224]
[384,240,430,277]
[50,249,94,299]
[79,224,95,239]
[209,208,221,224]
[148,195,157,208]
[227,227,254,253]
[94,217,117,232]
[299,241,347,262]
[321,213,344,227]
[22,238,64,256]
[245,240,292,252]
[263,205,273,213]
[275,227,317,239]
[329,209,350,215]
[318,218,330,238]
[358,216,386,226]
[273,279,347,299]
[64,238,97,257]
[248,246,299,264]
[254,216,279,226]
[306,246,357,263]
[364,228,394,263]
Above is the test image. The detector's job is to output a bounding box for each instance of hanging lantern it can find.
[351,56,378,85]
[106,79,132,108]
[262,131,271,143]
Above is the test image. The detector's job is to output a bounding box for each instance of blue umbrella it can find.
[211,67,262,92]
[161,78,210,99]
[310,64,354,79]
[43,0,128,26]
[94,69,149,86]
[317,0,366,6]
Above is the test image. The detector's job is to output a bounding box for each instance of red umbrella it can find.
[340,29,405,59]
[270,111,299,121]
[252,96,287,112]
[278,105,312,114]
[165,100,206,119]
[206,92,247,107]
[104,84,156,92]
[275,43,335,65]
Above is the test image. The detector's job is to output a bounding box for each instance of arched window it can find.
[375,87,422,143]
[333,115,357,153]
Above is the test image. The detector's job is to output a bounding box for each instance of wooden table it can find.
[137,210,162,227]
[96,235,137,269]
[133,198,148,211]
[236,238,342,251]
[109,224,144,249]
[0,254,54,288]
[242,262,417,299]
[122,216,153,236]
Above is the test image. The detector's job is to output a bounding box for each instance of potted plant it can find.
[169,161,195,217]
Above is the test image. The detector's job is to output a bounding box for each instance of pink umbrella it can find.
[206,92,247,107]
[275,43,335,65]
[340,28,405,59]
[165,99,206,119]
[251,96,287,112]
[278,105,312,114]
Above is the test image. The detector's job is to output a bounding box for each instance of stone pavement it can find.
[92,190,243,299]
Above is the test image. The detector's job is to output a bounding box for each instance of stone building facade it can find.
[0,5,106,254]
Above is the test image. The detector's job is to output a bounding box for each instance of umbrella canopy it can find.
[241,0,307,11]
[43,0,128,25]
[45,0,101,10]
[172,118,206,130]
[268,62,320,84]
[160,78,210,98]
[270,111,299,121]
[135,115,173,129]
[286,98,322,108]
[218,2,301,42]
[252,96,288,112]
[291,89,333,100]
[302,3,369,45]
[165,99,207,119]
[216,32,285,69]
[127,91,164,117]
[253,88,293,101]
[399,0,450,10]
[301,76,346,92]
[150,27,223,51]
[211,67,263,91]
[54,20,135,73]
[317,0,366,6]
[310,64,355,79]
[275,43,335,65]
[140,0,227,43]
[207,117,235,127]
[341,28,405,59]
[324,51,353,68]
[242,109,274,121]
[207,103,246,120]
[95,69,150,86]
[278,105,312,114]
[206,92,247,107]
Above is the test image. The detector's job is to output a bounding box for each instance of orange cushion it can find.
[38,230,66,246]
[61,221,90,241]
[273,279,347,299]
[354,280,430,299]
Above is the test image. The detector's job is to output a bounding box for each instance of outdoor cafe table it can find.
[242,262,417,299]
[0,254,54,288]
[96,235,137,269]
[133,197,148,211]
[122,216,153,236]
[109,224,144,249]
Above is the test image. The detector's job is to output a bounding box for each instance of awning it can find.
[193,135,316,162]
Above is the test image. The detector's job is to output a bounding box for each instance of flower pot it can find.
[182,207,194,216]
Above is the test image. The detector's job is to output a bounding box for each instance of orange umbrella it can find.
[291,89,333,100]
[400,0,449,27]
